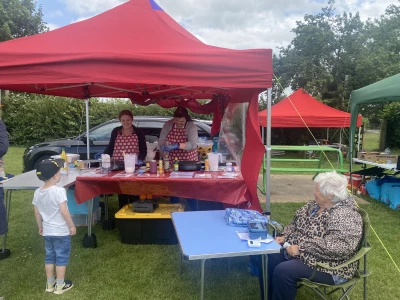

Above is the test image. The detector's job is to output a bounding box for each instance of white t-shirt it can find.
[32,186,70,236]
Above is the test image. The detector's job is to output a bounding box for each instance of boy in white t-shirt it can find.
[32,159,76,295]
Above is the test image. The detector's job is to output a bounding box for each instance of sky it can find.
[37,0,399,53]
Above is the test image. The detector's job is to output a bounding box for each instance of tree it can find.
[0,0,48,42]
[275,0,366,110]
[273,0,400,128]
[353,3,400,127]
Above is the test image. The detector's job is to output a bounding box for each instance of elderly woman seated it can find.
[260,171,363,300]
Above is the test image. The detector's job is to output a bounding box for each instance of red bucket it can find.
[344,173,363,189]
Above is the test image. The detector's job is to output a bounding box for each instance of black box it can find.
[115,204,184,245]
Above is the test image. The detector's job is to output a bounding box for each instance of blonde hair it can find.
[314,171,348,203]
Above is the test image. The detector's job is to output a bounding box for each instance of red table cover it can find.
[74,171,248,206]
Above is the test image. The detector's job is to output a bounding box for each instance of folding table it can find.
[1,170,80,260]
[171,210,281,300]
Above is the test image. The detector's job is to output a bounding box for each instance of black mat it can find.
[351,167,386,176]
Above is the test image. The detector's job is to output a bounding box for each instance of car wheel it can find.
[33,155,52,170]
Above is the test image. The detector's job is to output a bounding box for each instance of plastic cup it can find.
[124,154,137,174]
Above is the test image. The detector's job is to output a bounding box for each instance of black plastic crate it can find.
[115,204,184,245]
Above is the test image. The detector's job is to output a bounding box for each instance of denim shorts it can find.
[44,236,71,266]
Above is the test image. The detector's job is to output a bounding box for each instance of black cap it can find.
[36,159,60,181]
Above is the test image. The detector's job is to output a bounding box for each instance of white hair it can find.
[314,171,349,204]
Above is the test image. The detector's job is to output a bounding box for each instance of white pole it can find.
[265,88,272,217]
[357,126,361,151]
[85,99,90,159]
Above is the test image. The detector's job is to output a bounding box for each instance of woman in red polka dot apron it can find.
[104,110,147,208]
[158,106,201,210]
[165,123,198,165]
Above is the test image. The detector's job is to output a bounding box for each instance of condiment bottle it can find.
[158,158,164,174]
[60,148,69,174]
[204,159,210,171]
[173,157,179,171]
[164,152,170,172]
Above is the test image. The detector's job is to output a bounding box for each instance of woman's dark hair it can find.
[173,106,192,121]
[119,110,133,120]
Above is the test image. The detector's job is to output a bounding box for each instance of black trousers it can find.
[254,250,334,300]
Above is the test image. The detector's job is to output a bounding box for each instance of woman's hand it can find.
[275,236,285,244]
[165,143,179,151]
[286,245,300,257]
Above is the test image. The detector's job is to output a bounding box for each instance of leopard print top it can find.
[282,197,363,279]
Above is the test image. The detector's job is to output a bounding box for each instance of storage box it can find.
[67,189,100,215]
[72,207,102,226]
[115,204,184,245]
[51,153,80,164]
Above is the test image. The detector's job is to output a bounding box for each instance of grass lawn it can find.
[1,146,399,299]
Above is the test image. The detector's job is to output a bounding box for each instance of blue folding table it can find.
[171,210,281,300]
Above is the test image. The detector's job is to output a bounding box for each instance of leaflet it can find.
[236,231,273,243]
[112,172,135,178]
[169,172,194,178]
[194,173,212,178]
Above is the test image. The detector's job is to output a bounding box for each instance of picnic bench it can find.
[258,145,347,195]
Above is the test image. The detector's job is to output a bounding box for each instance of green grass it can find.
[362,130,399,155]
[362,131,380,152]
[1,146,400,299]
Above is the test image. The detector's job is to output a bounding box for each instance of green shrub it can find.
[1,93,212,146]
[382,102,400,149]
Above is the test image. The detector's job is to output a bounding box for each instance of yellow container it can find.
[115,203,184,244]
[115,203,184,219]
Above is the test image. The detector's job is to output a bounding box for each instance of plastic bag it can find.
[224,208,268,227]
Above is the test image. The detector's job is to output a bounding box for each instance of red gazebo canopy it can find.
[0,0,272,99]
[259,89,362,127]
[0,0,273,212]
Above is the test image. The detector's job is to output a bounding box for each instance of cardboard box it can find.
[72,207,102,227]
[357,152,397,164]
[374,155,398,164]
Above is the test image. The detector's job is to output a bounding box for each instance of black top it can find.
[104,125,147,161]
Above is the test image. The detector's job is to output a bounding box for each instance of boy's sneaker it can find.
[53,280,73,295]
[45,281,56,293]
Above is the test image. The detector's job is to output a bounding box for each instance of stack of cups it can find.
[101,154,111,173]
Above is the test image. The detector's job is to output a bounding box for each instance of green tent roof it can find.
[349,73,400,163]
[351,73,400,106]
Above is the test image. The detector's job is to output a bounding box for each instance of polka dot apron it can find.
[112,130,139,161]
[166,124,198,165]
